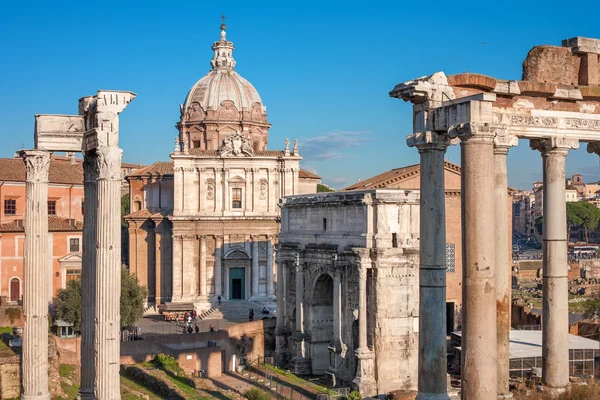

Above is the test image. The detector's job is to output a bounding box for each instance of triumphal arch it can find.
[21,90,134,400]
[391,36,600,399]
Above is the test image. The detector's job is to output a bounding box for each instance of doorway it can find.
[10,278,20,302]
[310,274,334,374]
[446,302,455,335]
[229,268,245,299]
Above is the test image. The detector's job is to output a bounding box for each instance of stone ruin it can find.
[390,36,600,399]
[21,91,134,399]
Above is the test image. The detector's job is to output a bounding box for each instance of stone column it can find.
[532,137,579,396]
[21,150,51,400]
[450,123,497,399]
[154,222,165,304]
[292,256,310,373]
[406,131,450,400]
[94,145,123,400]
[199,235,207,296]
[252,237,260,296]
[215,236,223,298]
[494,135,518,399]
[181,235,196,297]
[172,235,183,300]
[353,260,376,396]
[78,154,98,400]
[275,257,288,367]
[266,237,274,297]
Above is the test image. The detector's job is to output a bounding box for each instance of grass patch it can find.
[0,326,13,334]
[120,374,162,400]
[55,364,79,400]
[262,364,336,395]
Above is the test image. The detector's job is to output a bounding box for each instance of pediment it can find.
[58,252,82,263]
[224,249,251,260]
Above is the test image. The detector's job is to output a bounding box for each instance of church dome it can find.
[182,23,265,114]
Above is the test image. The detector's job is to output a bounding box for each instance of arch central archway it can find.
[310,274,334,374]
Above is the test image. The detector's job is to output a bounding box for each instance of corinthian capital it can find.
[83,154,99,182]
[493,129,519,154]
[22,150,51,183]
[96,146,123,180]
[406,131,453,152]
[530,137,579,154]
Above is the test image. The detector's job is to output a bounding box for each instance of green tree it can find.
[54,279,82,331]
[317,184,334,192]
[121,194,130,228]
[52,266,148,332]
[536,202,600,242]
[535,216,543,236]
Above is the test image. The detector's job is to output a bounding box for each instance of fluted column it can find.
[494,134,518,399]
[252,237,259,296]
[266,236,274,297]
[215,236,223,298]
[292,256,310,373]
[532,137,579,396]
[94,145,123,400]
[407,132,450,400]
[275,258,288,367]
[450,123,498,399]
[199,235,207,296]
[172,235,183,300]
[78,154,99,400]
[21,150,51,400]
[353,259,376,396]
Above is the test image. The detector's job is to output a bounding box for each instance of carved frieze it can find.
[565,118,600,130]
[510,115,557,127]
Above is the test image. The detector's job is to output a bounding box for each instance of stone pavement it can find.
[137,300,274,336]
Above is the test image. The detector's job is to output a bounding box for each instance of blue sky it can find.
[1,0,600,189]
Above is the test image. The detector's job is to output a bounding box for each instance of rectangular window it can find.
[81,201,84,216]
[66,269,81,282]
[4,199,16,215]
[48,200,57,215]
[392,233,398,248]
[232,188,242,209]
[69,238,80,252]
[323,218,327,231]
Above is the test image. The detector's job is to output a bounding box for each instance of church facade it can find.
[125,23,320,309]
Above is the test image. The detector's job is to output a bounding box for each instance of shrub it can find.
[244,388,273,400]
[152,353,184,377]
[347,390,362,400]
[5,308,21,325]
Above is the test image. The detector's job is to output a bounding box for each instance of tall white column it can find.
[172,235,183,300]
[266,236,274,297]
[199,235,207,296]
[252,237,259,296]
[532,137,578,396]
[22,150,51,400]
[407,132,450,400]
[215,236,223,298]
[292,256,310,373]
[494,135,518,399]
[452,123,498,399]
[353,259,376,396]
[275,257,288,366]
[94,145,123,400]
[78,154,98,400]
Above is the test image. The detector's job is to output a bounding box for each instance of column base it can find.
[76,390,95,400]
[541,385,569,399]
[291,357,312,375]
[415,394,450,400]
[21,394,51,400]
[497,393,513,399]
[352,348,376,397]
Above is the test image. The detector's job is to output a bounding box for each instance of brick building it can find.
[0,156,84,304]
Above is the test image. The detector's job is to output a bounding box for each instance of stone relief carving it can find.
[205,179,215,200]
[509,115,557,127]
[219,131,254,157]
[97,146,123,180]
[530,137,579,153]
[259,179,268,200]
[186,102,204,121]
[23,151,51,182]
[565,117,600,130]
